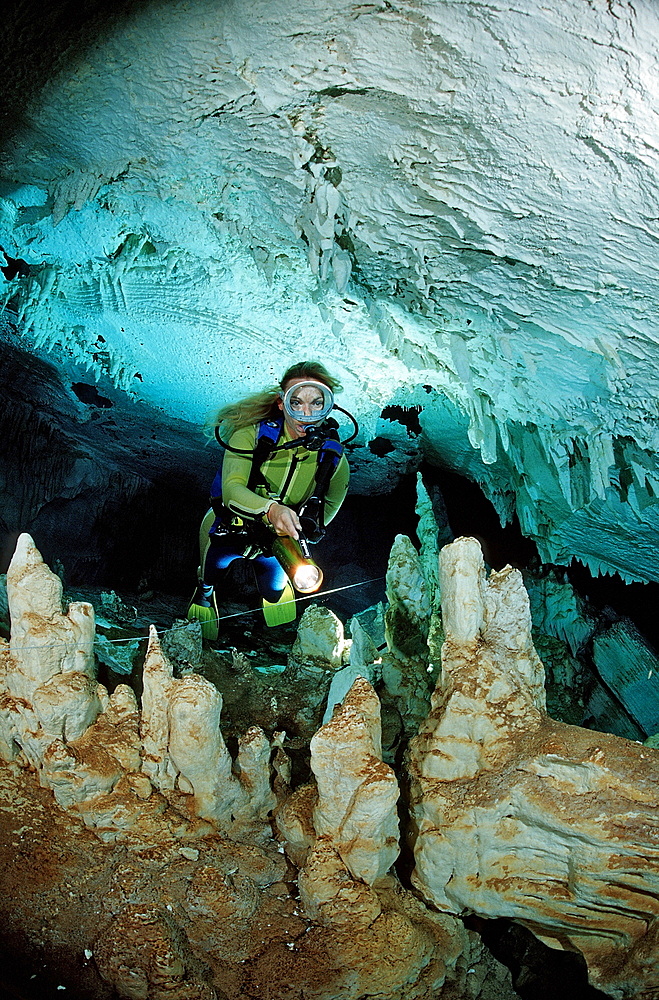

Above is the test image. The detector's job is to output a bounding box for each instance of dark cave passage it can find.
[421,460,659,653]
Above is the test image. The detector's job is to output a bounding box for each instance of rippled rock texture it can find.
[4,1,659,589]
[409,537,659,999]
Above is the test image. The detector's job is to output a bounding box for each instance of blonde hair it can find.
[208,361,342,438]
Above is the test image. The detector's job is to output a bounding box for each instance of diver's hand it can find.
[266,503,301,540]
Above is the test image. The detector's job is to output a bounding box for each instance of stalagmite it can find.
[297,837,511,1000]
[0,533,106,768]
[32,671,104,743]
[235,726,277,826]
[385,534,431,654]
[322,615,381,724]
[409,536,659,999]
[0,537,275,842]
[140,625,178,791]
[277,674,400,884]
[290,604,348,669]
[311,675,399,884]
[2,530,658,997]
[275,676,492,999]
[380,533,435,735]
[6,533,96,701]
[167,671,243,827]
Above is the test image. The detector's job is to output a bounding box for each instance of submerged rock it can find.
[409,536,659,999]
[1,530,657,998]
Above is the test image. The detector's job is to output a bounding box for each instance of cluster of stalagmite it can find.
[0,533,274,842]
[1,531,658,999]
[409,537,659,1000]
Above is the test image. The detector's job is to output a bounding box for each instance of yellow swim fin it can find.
[262,581,296,627]
[187,584,219,641]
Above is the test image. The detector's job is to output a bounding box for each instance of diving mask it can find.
[281,381,334,425]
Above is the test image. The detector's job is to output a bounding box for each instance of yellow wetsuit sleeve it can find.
[324,454,350,523]
[220,423,350,522]
[220,425,273,519]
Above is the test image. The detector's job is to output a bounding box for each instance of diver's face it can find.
[279,378,327,437]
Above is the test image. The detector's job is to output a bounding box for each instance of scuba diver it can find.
[187,361,354,638]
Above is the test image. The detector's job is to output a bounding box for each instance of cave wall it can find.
[2,0,659,586]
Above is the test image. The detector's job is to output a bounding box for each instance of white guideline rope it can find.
[4,576,386,650]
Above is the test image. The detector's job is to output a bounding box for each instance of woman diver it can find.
[187,361,352,637]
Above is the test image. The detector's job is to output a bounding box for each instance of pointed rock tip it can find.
[345,674,376,701]
[142,624,176,680]
[146,624,161,650]
[10,532,43,568]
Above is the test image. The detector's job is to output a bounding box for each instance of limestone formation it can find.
[592,619,659,736]
[526,570,659,739]
[167,670,243,827]
[139,626,178,792]
[234,725,277,827]
[3,529,659,998]
[409,536,659,999]
[290,604,349,670]
[322,616,382,724]
[274,781,318,868]
[297,838,515,1000]
[0,535,275,842]
[381,534,435,735]
[0,533,107,768]
[6,533,96,702]
[311,675,399,884]
[277,674,400,885]
[415,472,444,613]
[93,903,216,1000]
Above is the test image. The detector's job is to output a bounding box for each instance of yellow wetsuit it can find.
[220,423,350,523]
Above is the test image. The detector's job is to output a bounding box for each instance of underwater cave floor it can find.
[0,759,610,1000]
[0,760,117,999]
[0,759,344,1000]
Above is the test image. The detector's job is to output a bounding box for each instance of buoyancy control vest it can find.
[209,416,343,542]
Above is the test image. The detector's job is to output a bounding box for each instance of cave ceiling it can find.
[2,0,659,583]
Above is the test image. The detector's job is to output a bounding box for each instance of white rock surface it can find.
[6,534,96,702]
[4,3,659,582]
[0,534,104,766]
[139,626,178,792]
[409,536,659,998]
[290,605,348,670]
[235,725,277,825]
[167,672,243,826]
[0,537,276,842]
[311,676,399,884]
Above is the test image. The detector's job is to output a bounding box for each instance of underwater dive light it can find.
[271,535,324,594]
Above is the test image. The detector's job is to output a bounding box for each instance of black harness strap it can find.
[246,418,284,493]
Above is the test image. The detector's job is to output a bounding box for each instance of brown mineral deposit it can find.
[409,536,659,999]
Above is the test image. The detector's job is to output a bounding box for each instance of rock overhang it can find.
[2,0,659,582]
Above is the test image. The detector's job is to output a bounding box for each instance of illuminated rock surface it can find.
[0,533,526,999]
[3,1,659,589]
[7,536,659,1000]
[409,537,659,999]
[2,1,659,994]
[3,532,659,996]
[2,534,274,843]
[311,675,399,883]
